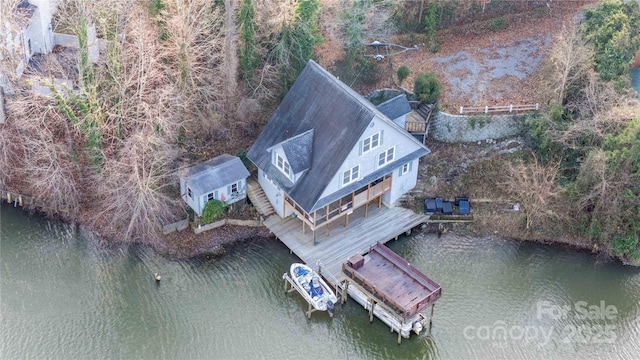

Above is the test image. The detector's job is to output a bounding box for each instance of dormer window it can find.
[362,132,380,154]
[276,153,290,177]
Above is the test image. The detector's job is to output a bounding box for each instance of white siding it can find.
[258,168,290,218]
[180,178,200,215]
[182,178,247,216]
[383,158,419,206]
[391,114,407,130]
[318,116,423,200]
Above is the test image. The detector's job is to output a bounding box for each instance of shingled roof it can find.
[247,60,428,213]
[281,129,313,174]
[376,94,412,121]
[181,154,249,195]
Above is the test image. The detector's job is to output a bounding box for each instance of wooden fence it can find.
[459,103,539,114]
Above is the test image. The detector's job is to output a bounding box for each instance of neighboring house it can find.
[247,60,430,233]
[376,94,412,129]
[180,154,250,216]
[1,0,99,98]
[1,0,56,93]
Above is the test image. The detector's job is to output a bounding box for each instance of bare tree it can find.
[544,25,594,104]
[574,149,619,216]
[254,0,297,33]
[4,96,80,217]
[545,72,639,151]
[0,123,23,189]
[94,131,177,246]
[161,0,226,114]
[499,155,563,230]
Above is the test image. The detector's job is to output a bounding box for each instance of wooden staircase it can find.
[247,177,275,218]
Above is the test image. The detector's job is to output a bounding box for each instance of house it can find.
[376,94,412,129]
[247,60,430,233]
[1,0,57,94]
[1,0,99,98]
[180,154,250,216]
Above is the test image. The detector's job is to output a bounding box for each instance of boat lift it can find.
[283,271,337,318]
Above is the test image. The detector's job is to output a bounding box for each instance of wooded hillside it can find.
[0,0,638,261]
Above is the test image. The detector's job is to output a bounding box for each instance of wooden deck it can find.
[264,205,428,280]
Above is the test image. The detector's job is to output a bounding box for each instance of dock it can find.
[264,205,427,277]
[0,188,71,216]
[264,204,442,343]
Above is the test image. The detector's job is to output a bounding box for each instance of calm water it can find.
[2,203,640,359]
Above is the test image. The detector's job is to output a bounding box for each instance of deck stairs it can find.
[247,177,274,218]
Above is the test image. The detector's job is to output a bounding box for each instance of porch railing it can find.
[284,176,392,233]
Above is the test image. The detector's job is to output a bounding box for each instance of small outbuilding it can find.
[180,154,250,216]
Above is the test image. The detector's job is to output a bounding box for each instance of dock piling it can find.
[369,299,376,323]
[429,304,435,326]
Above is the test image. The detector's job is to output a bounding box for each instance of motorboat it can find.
[289,263,337,315]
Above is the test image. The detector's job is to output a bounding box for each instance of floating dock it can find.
[342,242,441,341]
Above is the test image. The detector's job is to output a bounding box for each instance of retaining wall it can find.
[162,219,189,235]
[429,111,528,143]
[192,218,262,235]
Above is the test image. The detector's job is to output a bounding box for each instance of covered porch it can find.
[283,175,392,243]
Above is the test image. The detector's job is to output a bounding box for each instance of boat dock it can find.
[263,204,442,343]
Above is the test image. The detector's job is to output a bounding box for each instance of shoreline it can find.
[6,200,637,266]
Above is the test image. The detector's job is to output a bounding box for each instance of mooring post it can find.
[397,331,402,344]
[284,275,289,293]
[307,302,312,319]
[369,299,376,323]
[430,303,435,326]
[341,280,349,304]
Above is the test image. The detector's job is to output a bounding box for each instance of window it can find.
[362,132,380,154]
[378,147,395,167]
[401,162,410,175]
[207,192,215,201]
[276,153,290,177]
[342,165,360,186]
[231,183,238,194]
[187,187,193,199]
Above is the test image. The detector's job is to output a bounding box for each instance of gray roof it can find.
[247,60,429,213]
[281,129,313,173]
[181,154,250,195]
[376,94,412,120]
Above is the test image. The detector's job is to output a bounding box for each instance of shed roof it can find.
[376,94,412,121]
[181,154,249,195]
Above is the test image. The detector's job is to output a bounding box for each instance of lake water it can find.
[2,202,639,359]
